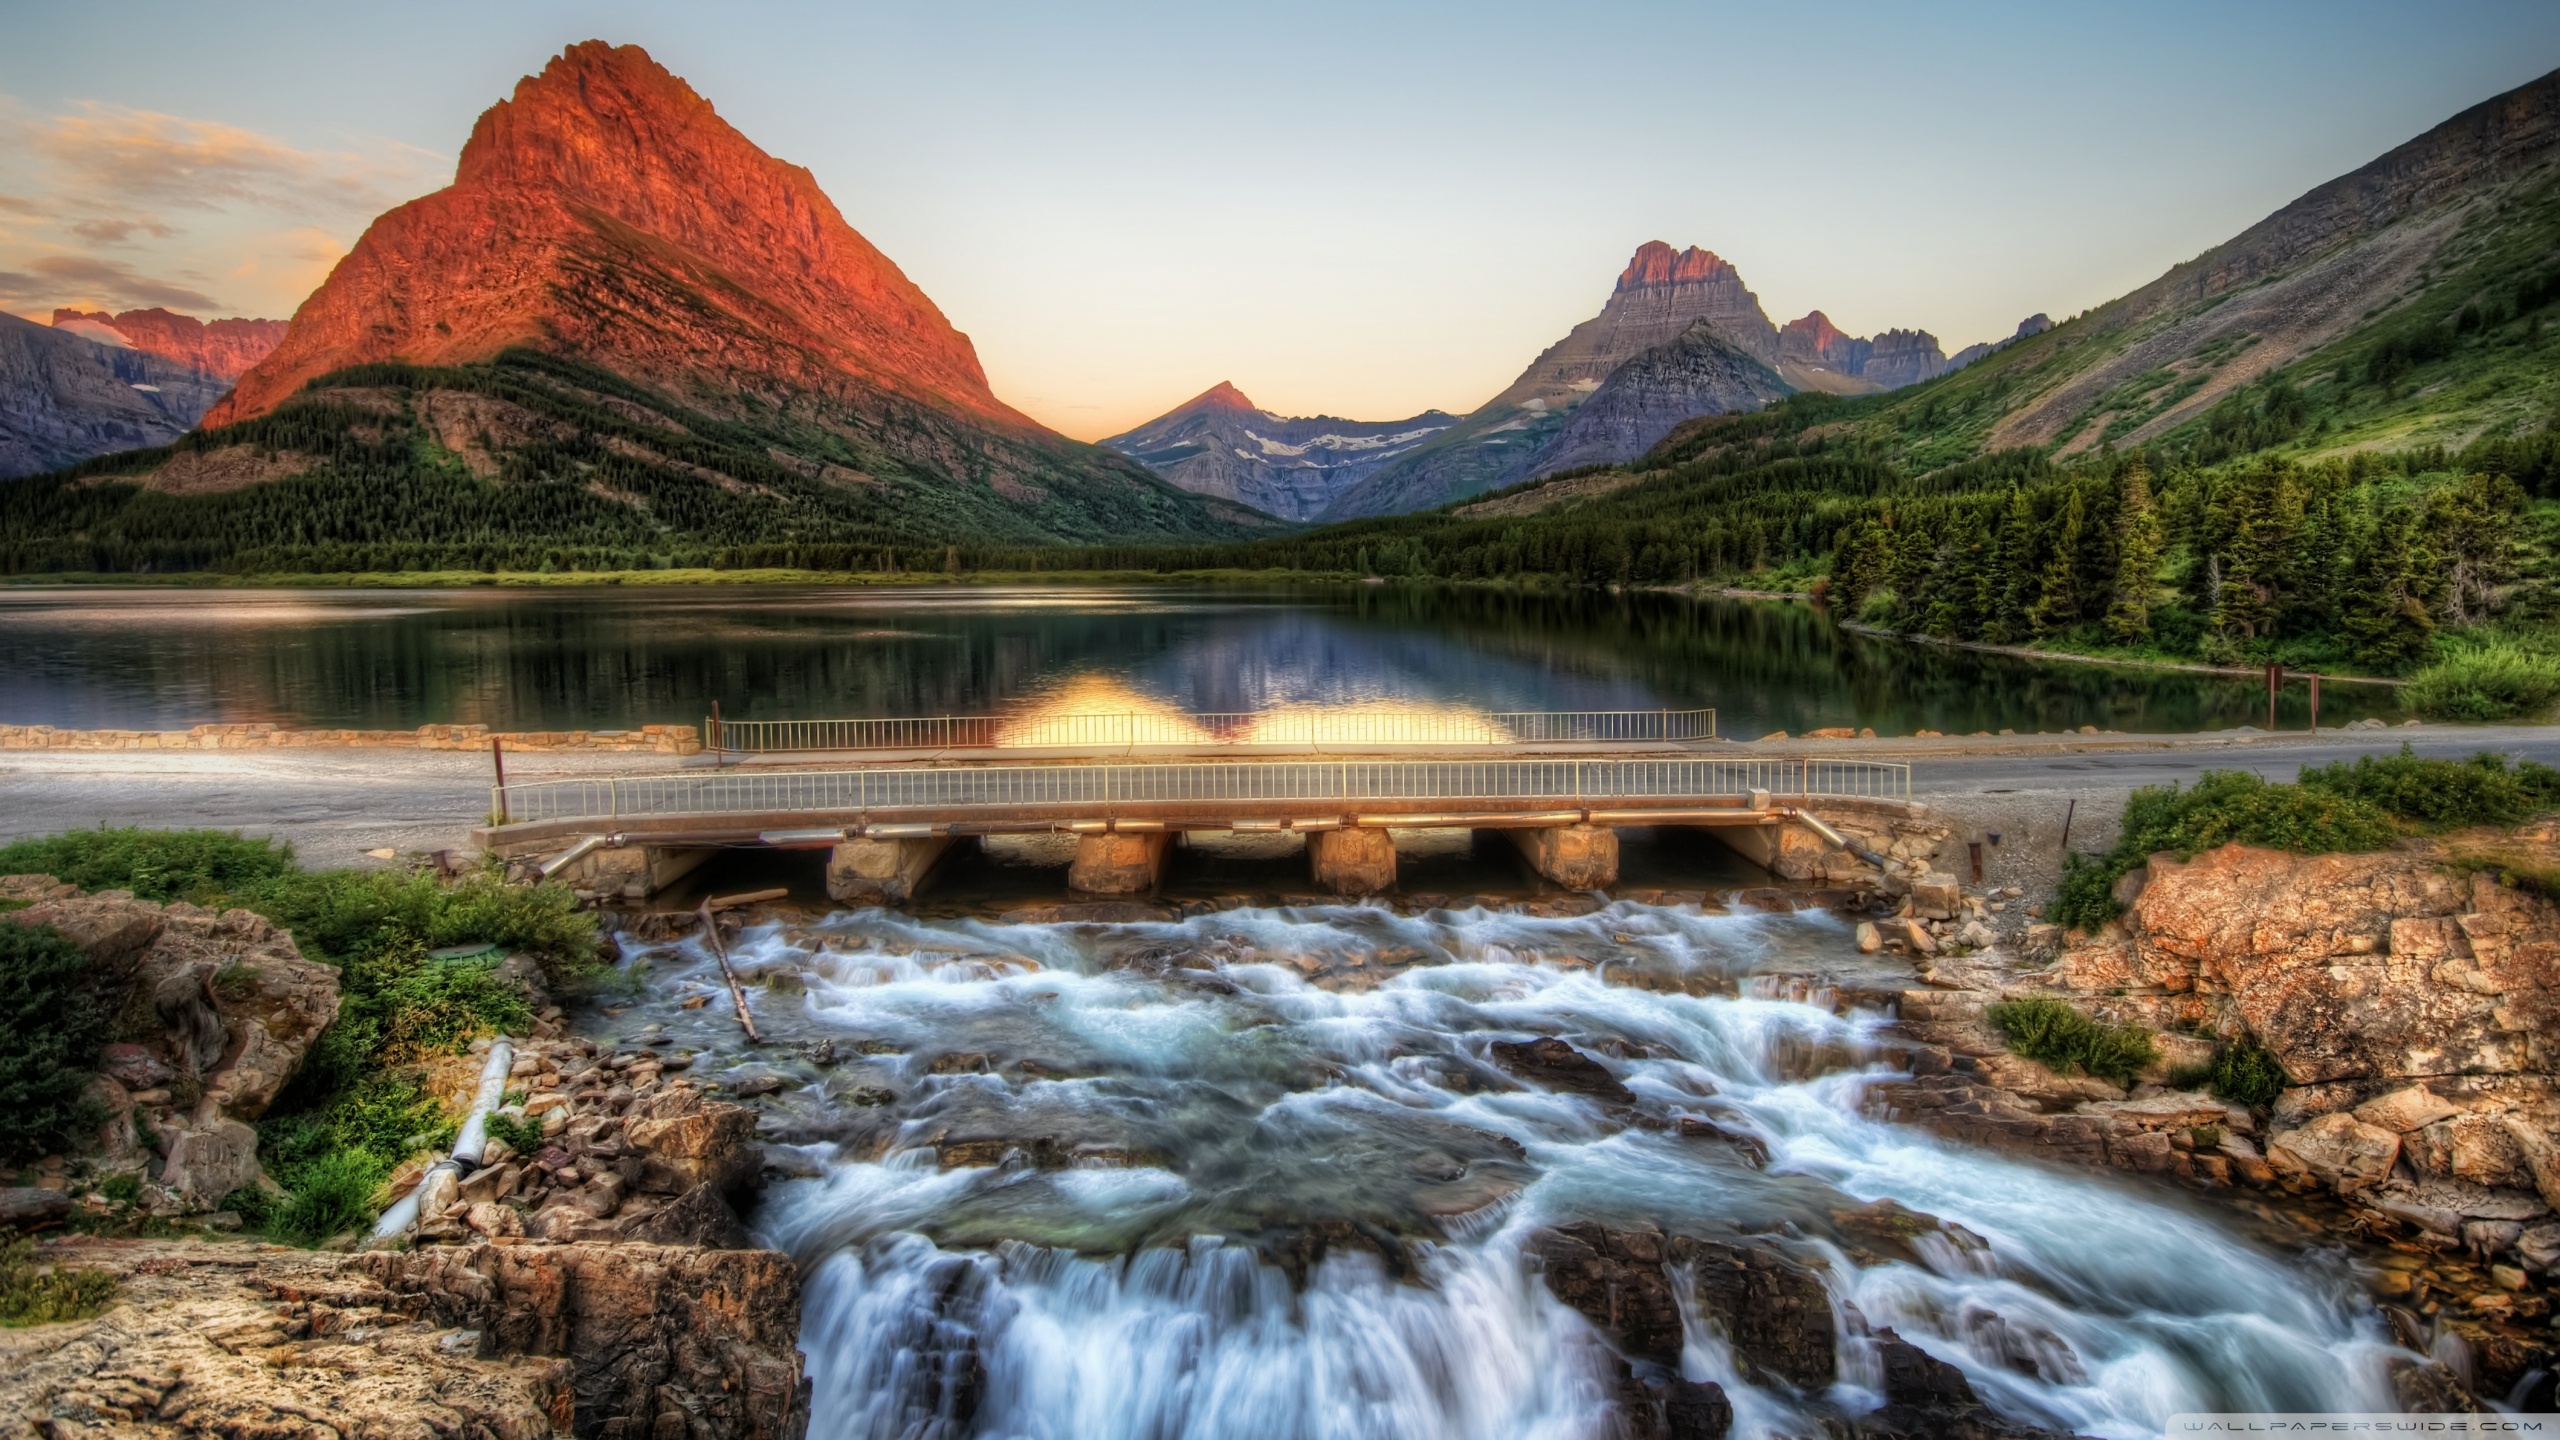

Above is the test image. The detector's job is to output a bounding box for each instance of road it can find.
[3,724,2554,876]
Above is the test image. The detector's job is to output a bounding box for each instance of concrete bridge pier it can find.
[573,844,712,900]
[1308,827,1397,895]
[827,835,957,904]
[1507,824,1619,890]
[1070,830,1172,894]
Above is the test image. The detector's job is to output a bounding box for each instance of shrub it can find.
[483,1111,545,1156]
[0,828,294,903]
[0,1236,117,1325]
[2299,745,2560,829]
[0,924,110,1165]
[228,1146,394,1248]
[2403,642,2560,722]
[2209,1038,2288,1108]
[2051,771,2398,930]
[1984,998,2159,1086]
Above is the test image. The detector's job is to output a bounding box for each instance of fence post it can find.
[491,738,507,824]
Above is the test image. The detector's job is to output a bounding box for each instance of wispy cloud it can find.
[0,254,222,311]
[30,104,423,215]
[0,97,430,320]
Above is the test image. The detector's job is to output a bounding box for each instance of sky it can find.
[2,1,2557,442]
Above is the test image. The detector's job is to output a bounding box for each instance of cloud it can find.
[0,194,40,215]
[0,254,220,311]
[31,104,422,215]
[64,215,179,244]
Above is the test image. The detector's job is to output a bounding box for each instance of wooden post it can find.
[711,700,724,769]
[2265,662,2282,730]
[491,737,507,824]
[2307,672,2322,733]
[2060,798,2077,855]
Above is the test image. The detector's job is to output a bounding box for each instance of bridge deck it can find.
[478,755,1912,850]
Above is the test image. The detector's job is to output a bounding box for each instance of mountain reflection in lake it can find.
[0,583,2391,733]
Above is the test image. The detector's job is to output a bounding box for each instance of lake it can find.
[0,583,2394,734]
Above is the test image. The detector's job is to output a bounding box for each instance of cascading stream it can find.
[609,899,2409,1440]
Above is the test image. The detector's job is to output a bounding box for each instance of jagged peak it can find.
[1616,241,1739,292]
[1180,381,1260,415]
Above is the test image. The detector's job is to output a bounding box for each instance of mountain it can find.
[1835,64,2560,470]
[1320,242,1966,518]
[1516,320,1791,479]
[1099,382,1454,521]
[51,308,285,384]
[0,312,231,480]
[1945,314,2053,372]
[152,40,1253,552]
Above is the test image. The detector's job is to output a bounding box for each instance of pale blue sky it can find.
[3,0,2555,438]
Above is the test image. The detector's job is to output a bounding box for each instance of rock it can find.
[1911,873,1962,920]
[0,1187,73,1225]
[1529,1224,1687,1367]
[2501,1114,2560,1211]
[1895,918,1939,955]
[356,1240,806,1440]
[1856,921,1883,954]
[413,1165,461,1224]
[155,1117,263,1208]
[2493,1263,2530,1291]
[622,1088,761,1195]
[2355,1085,2463,1133]
[2518,1222,2560,1272]
[1489,1038,1636,1104]
[466,1201,525,1238]
[97,1041,175,1091]
[2268,1113,2400,1193]
[620,1184,753,1248]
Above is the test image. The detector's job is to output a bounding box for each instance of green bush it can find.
[483,1111,545,1156]
[2209,1039,2288,1108]
[0,1236,117,1325]
[0,828,295,903]
[2299,745,2560,830]
[1984,998,2159,1086]
[2052,771,2399,930]
[2403,642,2560,722]
[0,924,110,1165]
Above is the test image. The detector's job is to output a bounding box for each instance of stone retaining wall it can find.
[0,721,701,754]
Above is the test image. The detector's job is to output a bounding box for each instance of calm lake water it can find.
[0,583,2394,734]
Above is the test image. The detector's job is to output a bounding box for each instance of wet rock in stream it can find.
[1490,1037,1636,1104]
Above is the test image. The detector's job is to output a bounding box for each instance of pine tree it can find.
[2025,488,2086,637]
[2343,505,2440,671]
[1986,488,2037,643]
[2104,461,2161,643]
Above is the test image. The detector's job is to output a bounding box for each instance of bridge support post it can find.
[1308,827,1396,895]
[827,836,955,904]
[1508,824,1619,890]
[1070,831,1171,895]
[574,845,712,900]
[1705,822,1783,873]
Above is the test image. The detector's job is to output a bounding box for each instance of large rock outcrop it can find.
[1521,320,1792,479]
[1,878,339,1209]
[0,1237,807,1440]
[51,309,286,385]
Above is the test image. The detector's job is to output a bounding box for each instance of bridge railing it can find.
[705,707,1718,753]
[493,755,1907,827]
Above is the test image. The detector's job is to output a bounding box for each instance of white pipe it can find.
[368,1038,516,1244]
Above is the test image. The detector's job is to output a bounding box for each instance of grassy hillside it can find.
[0,348,1262,574]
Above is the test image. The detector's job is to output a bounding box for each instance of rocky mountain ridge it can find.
[1100,381,1454,521]
[0,312,231,480]
[51,308,286,385]
[1317,242,1975,517]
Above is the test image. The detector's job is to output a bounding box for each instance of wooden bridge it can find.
[475,717,1917,902]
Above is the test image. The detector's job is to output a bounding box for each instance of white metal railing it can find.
[492,755,1905,827]
[704,707,1718,753]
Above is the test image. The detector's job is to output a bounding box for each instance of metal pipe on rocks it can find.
[368,1038,515,1245]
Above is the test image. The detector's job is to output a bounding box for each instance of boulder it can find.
[1530,1224,1834,1388]
[2268,1113,2400,1193]
[2354,1085,2462,1134]
[1489,1038,1635,1105]
[621,1087,760,1195]
[155,1116,263,1208]
[0,1187,73,1225]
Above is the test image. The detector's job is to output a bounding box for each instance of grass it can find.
[2402,640,2560,722]
[1984,998,2160,1086]
[0,1236,116,1326]
[483,1111,545,1156]
[2298,745,2560,830]
[2210,1039,2289,1108]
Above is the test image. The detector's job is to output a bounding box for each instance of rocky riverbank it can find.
[1873,827,2560,1403]
[0,874,810,1439]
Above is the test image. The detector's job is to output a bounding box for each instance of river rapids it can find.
[606,897,2409,1440]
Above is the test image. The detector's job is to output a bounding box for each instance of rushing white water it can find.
[611,898,2409,1440]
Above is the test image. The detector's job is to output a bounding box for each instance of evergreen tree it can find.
[1986,488,2037,643]
[2104,461,2161,643]
[2025,488,2086,637]
[2342,505,2440,670]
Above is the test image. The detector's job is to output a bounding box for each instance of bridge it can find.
[476,711,1919,903]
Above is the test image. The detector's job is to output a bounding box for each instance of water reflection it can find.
[0,583,2397,733]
